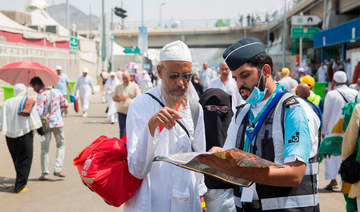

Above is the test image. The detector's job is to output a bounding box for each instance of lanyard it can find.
[243,85,284,152]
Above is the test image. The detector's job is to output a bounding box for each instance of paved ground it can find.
[0,93,346,212]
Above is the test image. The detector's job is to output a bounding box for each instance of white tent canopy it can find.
[25,0,69,37]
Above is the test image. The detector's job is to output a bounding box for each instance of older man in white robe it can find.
[208,61,244,112]
[74,68,94,117]
[125,40,207,212]
[322,71,358,190]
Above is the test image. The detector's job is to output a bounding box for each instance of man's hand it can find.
[148,107,182,137]
[208,146,224,153]
[113,95,128,102]
[197,152,238,176]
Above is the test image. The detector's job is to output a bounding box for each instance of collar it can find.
[39,86,49,94]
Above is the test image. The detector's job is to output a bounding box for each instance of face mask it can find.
[245,70,268,105]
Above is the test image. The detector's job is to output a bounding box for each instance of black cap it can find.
[223,37,265,71]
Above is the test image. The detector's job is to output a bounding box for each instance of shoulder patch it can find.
[284,97,300,108]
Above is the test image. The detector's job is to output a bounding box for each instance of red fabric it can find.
[0,30,69,49]
[74,98,79,113]
[159,124,164,132]
[352,65,360,84]
[73,135,142,207]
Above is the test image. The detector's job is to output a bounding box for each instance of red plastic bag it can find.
[74,98,79,113]
[73,135,142,207]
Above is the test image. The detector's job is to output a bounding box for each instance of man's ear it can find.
[157,65,163,80]
[263,64,272,78]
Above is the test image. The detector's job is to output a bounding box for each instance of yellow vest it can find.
[307,93,321,106]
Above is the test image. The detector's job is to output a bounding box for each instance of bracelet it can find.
[201,201,206,208]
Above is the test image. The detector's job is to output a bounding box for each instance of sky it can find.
[2,0,285,23]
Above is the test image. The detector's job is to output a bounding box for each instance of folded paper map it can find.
[153,148,283,187]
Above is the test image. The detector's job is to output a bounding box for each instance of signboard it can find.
[291,27,321,38]
[70,36,78,52]
[138,26,148,54]
[291,15,322,26]
[123,48,140,54]
[110,33,114,41]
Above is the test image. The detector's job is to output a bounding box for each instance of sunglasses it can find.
[204,105,231,113]
[161,64,193,80]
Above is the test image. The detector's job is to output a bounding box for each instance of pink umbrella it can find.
[0,61,59,87]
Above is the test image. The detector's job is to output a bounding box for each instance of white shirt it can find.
[278,76,298,92]
[74,75,94,95]
[208,77,244,112]
[0,96,42,138]
[317,66,327,83]
[322,85,358,135]
[199,69,217,91]
[124,86,207,212]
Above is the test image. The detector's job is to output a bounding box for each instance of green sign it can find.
[291,27,321,38]
[110,33,114,41]
[70,36,78,52]
[123,47,140,54]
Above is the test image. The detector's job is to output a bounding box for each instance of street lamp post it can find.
[159,3,166,28]
[101,0,106,69]
[282,0,287,68]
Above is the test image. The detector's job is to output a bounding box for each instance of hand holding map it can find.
[153,148,283,187]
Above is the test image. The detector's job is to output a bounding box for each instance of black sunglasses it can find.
[161,64,193,80]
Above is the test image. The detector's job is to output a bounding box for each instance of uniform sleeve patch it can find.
[288,132,300,143]
[284,97,299,108]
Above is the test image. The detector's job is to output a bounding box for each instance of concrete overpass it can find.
[112,26,268,48]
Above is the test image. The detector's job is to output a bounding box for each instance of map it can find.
[153,148,283,187]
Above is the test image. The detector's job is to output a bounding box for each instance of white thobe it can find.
[199,69,217,91]
[317,66,327,83]
[74,76,94,112]
[208,77,244,112]
[345,62,352,83]
[125,86,207,212]
[104,78,120,122]
[322,85,358,180]
[278,76,298,93]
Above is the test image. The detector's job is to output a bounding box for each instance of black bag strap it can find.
[337,90,349,103]
[145,93,190,138]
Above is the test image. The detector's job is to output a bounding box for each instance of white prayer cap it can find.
[133,64,138,69]
[298,67,305,72]
[82,68,88,73]
[56,65,62,70]
[333,71,347,83]
[110,72,116,76]
[160,40,192,63]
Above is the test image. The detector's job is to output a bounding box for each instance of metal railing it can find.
[113,0,304,30]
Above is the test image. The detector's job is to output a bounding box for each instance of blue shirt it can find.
[54,73,70,96]
[283,103,312,163]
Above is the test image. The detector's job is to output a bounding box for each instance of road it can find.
[0,93,346,212]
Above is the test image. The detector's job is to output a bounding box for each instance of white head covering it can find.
[56,65,62,70]
[110,72,116,77]
[0,83,42,138]
[82,68,88,73]
[298,67,305,72]
[160,40,192,63]
[13,83,27,97]
[333,71,347,83]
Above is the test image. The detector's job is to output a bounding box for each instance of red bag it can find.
[73,135,142,207]
[74,98,79,113]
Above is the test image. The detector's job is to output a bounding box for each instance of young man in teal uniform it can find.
[198,37,320,211]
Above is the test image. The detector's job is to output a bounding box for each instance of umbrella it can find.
[126,62,137,70]
[0,61,59,87]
